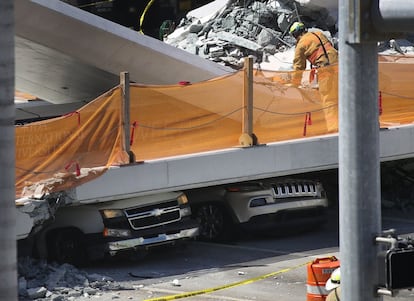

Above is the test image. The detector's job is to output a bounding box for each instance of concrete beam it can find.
[15,0,232,104]
[15,100,85,122]
[72,125,414,203]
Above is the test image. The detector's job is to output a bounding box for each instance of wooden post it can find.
[120,71,134,163]
[239,56,254,146]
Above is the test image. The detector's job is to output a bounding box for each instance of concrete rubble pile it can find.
[165,0,414,71]
[164,0,338,70]
[18,257,126,301]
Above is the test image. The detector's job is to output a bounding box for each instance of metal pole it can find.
[240,56,254,147]
[243,56,253,137]
[120,71,133,163]
[0,0,17,299]
[338,1,382,300]
[372,0,414,32]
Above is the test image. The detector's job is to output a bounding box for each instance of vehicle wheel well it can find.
[45,227,88,266]
[191,201,237,242]
[45,226,83,241]
[191,201,236,220]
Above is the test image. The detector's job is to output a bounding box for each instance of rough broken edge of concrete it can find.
[15,166,107,240]
[16,198,51,240]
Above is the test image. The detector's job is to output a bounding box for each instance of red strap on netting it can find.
[130,121,138,146]
[65,160,81,176]
[307,112,312,125]
[309,68,317,83]
[63,111,81,125]
[379,91,383,115]
[303,112,312,136]
[179,81,191,86]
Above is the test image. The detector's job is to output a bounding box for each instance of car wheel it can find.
[195,203,233,242]
[47,228,87,266]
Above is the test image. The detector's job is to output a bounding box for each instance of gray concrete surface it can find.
[73,125,414,202]
[15,0,232,104]
[77,208,414,301]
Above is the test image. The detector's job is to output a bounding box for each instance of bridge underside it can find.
[15,0,231,106]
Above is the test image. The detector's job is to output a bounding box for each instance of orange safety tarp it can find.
[15,88,129,198]
[15,54,414,198]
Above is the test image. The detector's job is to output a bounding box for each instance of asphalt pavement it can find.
[79,207,414,301]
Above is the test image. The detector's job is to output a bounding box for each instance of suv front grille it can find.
[271,182,319,198]
[125,199,181,230]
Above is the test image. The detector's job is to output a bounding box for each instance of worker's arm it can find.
[293,41,307,71]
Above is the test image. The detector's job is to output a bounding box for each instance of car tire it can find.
[194,203,234,242]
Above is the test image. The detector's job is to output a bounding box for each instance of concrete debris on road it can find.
[18,257,126,301]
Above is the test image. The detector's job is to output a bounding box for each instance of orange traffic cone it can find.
[306,256,340,301]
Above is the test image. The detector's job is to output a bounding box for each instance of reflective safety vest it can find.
[293,31,338,70]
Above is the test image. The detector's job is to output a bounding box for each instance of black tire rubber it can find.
[47,228,87,266]
[195,203,233,242]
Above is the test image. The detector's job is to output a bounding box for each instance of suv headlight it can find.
[103,228,131,238]
[101,209,124,219]
[177,193,189,205]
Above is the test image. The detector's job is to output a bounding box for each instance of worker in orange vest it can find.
[289,22,339,133]
[289,21,338,70]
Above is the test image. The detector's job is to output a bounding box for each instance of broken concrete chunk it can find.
[257,29,276,46]
[87,273,114,282]
[165,0,414,70]
[18,257,121,300]
[164,0,339,70]
[216,31,262,51]
[189,23,203,33]
[27,286,48,299]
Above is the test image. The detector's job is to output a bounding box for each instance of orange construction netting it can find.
[15,88,129,198]
[15,55,414,198]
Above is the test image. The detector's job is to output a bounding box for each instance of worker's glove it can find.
[298,83,311,89]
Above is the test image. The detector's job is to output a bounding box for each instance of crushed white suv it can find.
[185,178,329,241]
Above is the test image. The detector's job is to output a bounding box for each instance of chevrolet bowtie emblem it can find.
[153,209,163,216]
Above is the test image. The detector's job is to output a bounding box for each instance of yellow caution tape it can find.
[143,260,310,301]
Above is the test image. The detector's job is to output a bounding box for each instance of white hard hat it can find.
[325,267,340,291]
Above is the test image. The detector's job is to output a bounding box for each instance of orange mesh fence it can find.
[378,56,414,126]
[253,65,337,141]
[15,87,129,198]
[15,54,414,198]
[129,72,244,161]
